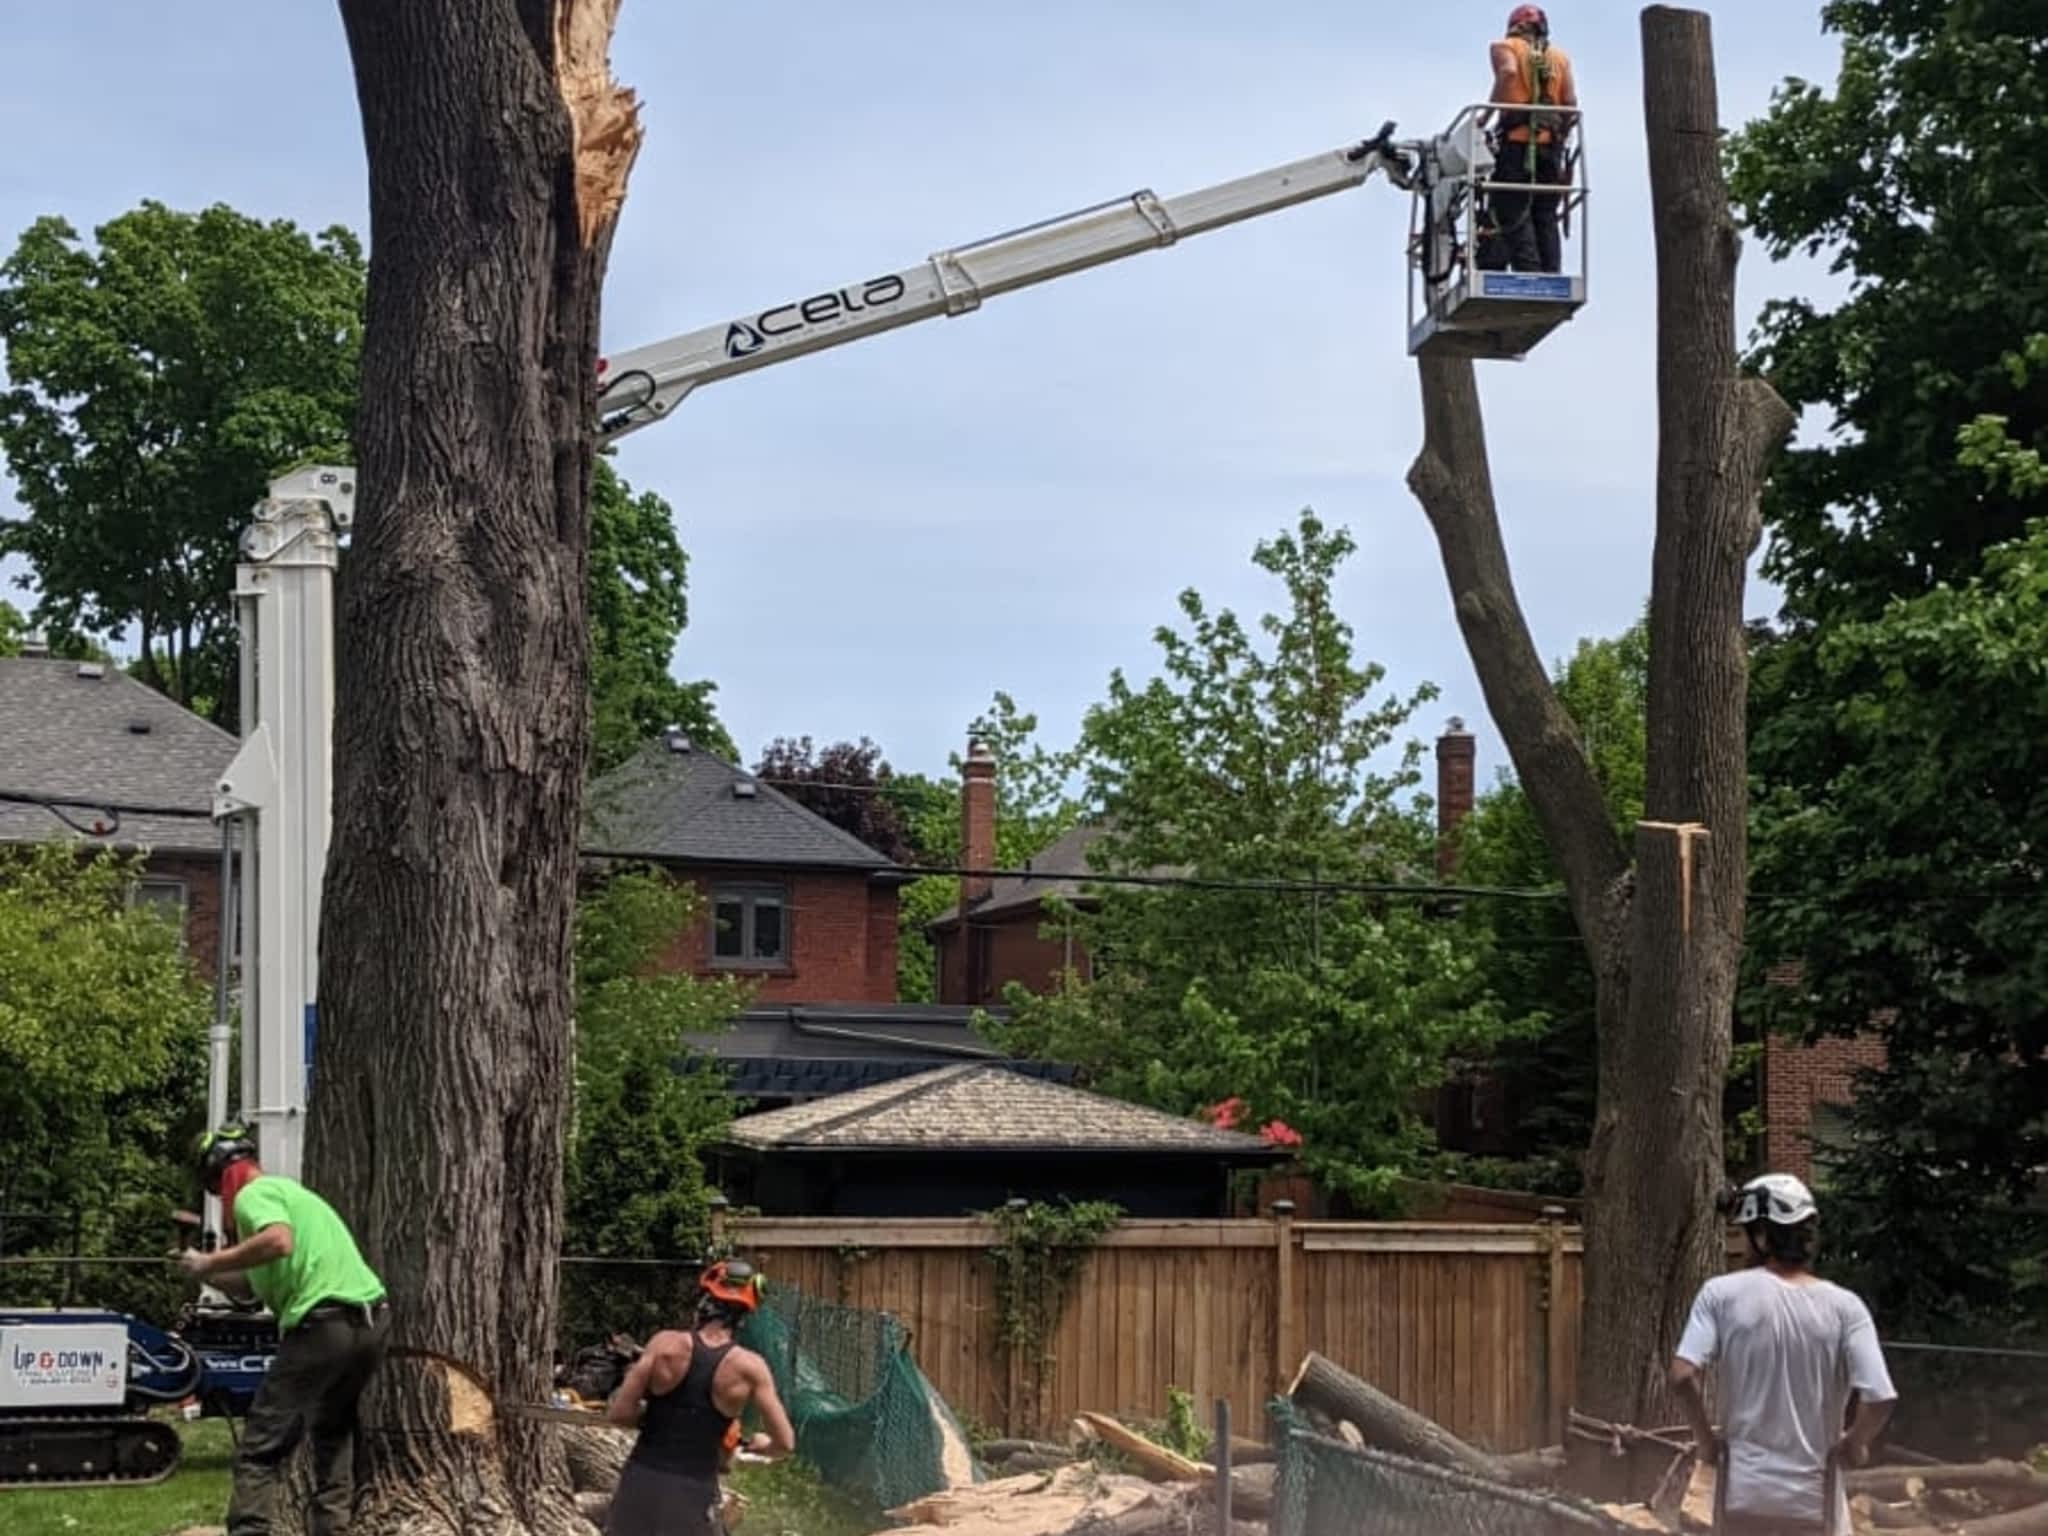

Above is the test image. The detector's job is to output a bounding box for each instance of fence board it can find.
[732,1215,1630,1447]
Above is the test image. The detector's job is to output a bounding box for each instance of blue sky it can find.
[0,1,1843,791]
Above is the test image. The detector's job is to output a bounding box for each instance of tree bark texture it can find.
[1286,1351,1512,1485]
[308,2,640,1533]
[1405,5,1793,1497]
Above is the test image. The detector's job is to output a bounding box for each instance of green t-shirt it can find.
[231,1175,385,1331]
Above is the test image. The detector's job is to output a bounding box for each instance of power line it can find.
[1,782,1562,900]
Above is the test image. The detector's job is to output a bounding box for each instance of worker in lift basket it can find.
[603,1259,797,1536]
[1484,5,1579,274]
[1670,1174,1899,1536]
[175,1126,390,1536]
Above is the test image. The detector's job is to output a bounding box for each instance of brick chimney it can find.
[1435,717,1476,877]
[961,737,997,909]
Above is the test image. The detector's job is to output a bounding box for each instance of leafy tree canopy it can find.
[0,202,363,721]
[1727,1,2048,622]
[0,200,722,754]
[1747,511,2048,1335]
[988,510,1518,1205]
[588,459,729,771]
[1443,616,1648,1193]
[564,865,745,1342]
[0,842,210,1223]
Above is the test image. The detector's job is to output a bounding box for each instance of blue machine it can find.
[0,1303,277,1487]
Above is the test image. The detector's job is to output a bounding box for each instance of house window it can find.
[131,877,189,946]
[711,884,788,968]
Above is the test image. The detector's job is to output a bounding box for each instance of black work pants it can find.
[1489,139,1567,273]
[227,1301,390,1536]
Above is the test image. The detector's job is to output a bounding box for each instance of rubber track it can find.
[0,1415,183,1488]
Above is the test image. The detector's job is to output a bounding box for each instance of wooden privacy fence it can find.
[732,1213,1585,1454]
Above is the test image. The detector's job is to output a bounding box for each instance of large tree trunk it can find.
[307,2,640,1533]
[1405,5,1792,1498]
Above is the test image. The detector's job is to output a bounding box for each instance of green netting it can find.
[740,1282,977,1512]
[1268,1400,1628,1536]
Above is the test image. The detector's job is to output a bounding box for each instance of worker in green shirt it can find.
[177,1125,390,1536]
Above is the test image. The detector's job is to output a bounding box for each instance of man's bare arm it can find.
[1489,42,1522,102]
[1670,1358,1720,1461]
[607,1351,658,1428]
[1838,1394,1895,1467]
[745,1356,797,1458]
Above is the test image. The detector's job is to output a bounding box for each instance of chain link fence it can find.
[1268,1400,1629,1536]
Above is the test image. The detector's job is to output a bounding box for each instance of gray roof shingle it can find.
[585,738,895,872]
[0,659,235,855]
[722,1062,1286,1157]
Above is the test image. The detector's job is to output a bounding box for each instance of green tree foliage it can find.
[0,201,721,755]
[564,866,746,1341]
[0,842,210,1240]
[0,203,364,722]
[1729,2,2048,1344]
[988,511,1513,1204]
[588,458,728,772]
[0,599,21,656]
[1727,2,2048,621]
[1443,618,1648,1193]
[1748,515,2048,1337]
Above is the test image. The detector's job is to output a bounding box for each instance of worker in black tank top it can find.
[604,1262,797,1536]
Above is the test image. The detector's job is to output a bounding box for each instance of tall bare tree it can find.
[1406,6,1793,1473]
[307,0,640,1530]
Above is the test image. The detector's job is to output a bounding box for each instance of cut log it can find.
[1074,1412,1210,1484]
[1497,1446,1569,1488]
[1879,1506,2048,1536]
[1006,1453,1077,1473]
[1849,1463,2048,1506]
[984,1439,1077,1463]
[1228,1437,1277,1467]
[1287,1352,1509,1483]
[1230,1463,1278,1518]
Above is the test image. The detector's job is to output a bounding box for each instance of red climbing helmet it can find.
[1507,5,1549,37]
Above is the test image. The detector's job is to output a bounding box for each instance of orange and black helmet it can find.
[699,1259,762,1314]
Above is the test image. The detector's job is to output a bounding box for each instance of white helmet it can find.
[1734,1173,1817,1227]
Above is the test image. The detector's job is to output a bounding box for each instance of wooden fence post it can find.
[1272,1199,1298,1399]
[1538,1204,1569,1445]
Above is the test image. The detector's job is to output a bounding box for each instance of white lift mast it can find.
[209,113,1586,1180]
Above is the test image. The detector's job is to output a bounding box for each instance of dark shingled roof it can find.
[684,1003,1076,1106]
[722,1063,1287,1158]
[585,737,895,872]
[0,658,235,854]
[927,822,1111,929]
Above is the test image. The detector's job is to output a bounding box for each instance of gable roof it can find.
[585,737,896,873]
[0,658,235,855]
[929,822,1111,929]
[721,1062,1287,1158]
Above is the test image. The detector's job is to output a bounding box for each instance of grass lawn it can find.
[1,1418,879,1536]
[3,1418,235,1536]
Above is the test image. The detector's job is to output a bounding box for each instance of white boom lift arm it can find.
[596,123,1417,443]
[208,111,1586,1186]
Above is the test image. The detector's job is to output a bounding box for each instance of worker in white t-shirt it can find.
[1671,1174,1898,1536]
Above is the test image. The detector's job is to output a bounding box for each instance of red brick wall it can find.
[935,909,1086,1004]
[1763,1031,1888,1180]
[864,885,899,1000]
[654,866,896,1004]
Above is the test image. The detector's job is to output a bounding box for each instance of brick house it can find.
[929,723,1482,1007]
[0,655,236,963]
[584,728,908,1003]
